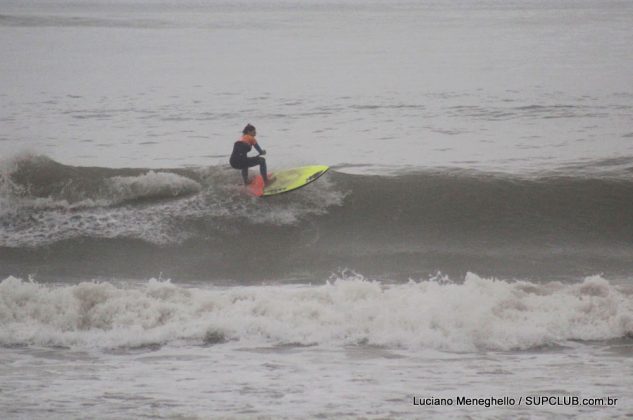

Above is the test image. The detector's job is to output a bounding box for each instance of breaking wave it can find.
[0,154,343,247]
[1,153,633,280]
[1,273,631,352]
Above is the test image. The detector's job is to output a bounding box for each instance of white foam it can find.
[247,175,346,225]
[1,153,200,204]
[0,152,345,247]
[0,158,204,246]
[1,273,631,351]
[0,198,191,247]
[105,171,201,204]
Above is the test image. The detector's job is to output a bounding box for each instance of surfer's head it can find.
[242,124,256,136]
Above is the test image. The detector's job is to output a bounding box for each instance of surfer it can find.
[229,124,270,186]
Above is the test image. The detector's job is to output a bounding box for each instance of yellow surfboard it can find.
[247,165,329,197]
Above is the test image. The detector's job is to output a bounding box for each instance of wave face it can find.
[1,274,631,351]
[2,154,633,281]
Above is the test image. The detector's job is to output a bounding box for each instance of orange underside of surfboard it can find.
[246,173,271,197]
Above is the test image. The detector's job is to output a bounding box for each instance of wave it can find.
[0,13,172,29]
[0,154,344,247]
[1,273,631,352]
[2,154,633,280]
[1,154,201,207]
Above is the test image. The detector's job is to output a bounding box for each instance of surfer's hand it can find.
[260,149,267,156]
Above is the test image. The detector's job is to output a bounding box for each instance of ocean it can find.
[1,0,632,418]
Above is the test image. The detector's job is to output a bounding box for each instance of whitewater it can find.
[2,273,632,418]
[1,0,633,418]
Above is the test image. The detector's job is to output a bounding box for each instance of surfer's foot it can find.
[264,175,275,186]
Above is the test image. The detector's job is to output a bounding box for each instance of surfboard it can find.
[247,165,329,197]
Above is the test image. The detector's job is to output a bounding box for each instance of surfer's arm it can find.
[254,143,266,155]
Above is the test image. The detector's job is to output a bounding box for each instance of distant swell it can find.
[1,274,631,351]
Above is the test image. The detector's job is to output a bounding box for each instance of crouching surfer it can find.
[229,124,270,186]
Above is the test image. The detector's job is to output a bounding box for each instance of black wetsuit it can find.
[229,141,267,185]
